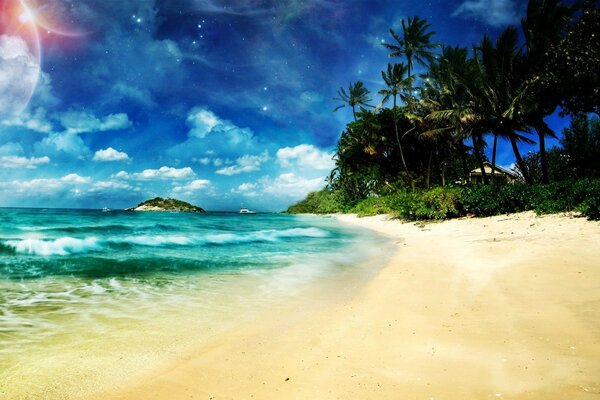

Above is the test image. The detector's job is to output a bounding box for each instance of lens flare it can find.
[19,0,89,37]
[0,0,41,118]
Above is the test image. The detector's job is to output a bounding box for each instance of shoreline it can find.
[94,211,600,399]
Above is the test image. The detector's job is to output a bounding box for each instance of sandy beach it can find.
[95,212,600,400]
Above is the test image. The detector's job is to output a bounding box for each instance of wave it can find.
[204,227,329,244]
[17,223,175,235]
[116,235,194,246]
[0,227,329,256]
[5,237,101,256]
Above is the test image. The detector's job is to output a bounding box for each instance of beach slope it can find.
[96,211,600,399]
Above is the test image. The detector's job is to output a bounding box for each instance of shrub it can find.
[287,179,600,220]
[412,187,462,220]
[286,189,345,214]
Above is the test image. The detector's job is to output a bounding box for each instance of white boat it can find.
[239,207,256,214]
[102,207,111,212]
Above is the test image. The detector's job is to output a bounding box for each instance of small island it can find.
[126,197,205,213]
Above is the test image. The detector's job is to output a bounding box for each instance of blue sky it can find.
[0,0,567,211]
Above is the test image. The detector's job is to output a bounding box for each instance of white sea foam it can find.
[205,227,329,244]
[5,237,101,256]
[117,235,194,246]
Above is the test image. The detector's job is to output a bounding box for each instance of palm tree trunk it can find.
[352,106,357,121]
[460,140,469,184]
[426,150,433,189]
[396,124,415,189]
[491,133,498,184]
[472,133,486,184]
[509,132,531,184]
[536,122,549,184]
[440,161,447,187]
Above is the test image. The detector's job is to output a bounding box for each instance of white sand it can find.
[94,212,600,399]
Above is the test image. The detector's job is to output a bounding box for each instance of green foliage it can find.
[286,189,345,214]
[132,197,205,212]
[413,187,462,219]
[462,185,537,216]
[462,180,600,220]
[560,115,600,178]
[349,196,396,217]
[522,147,574,183]
[541,0,600,116]
[289,180,600,221]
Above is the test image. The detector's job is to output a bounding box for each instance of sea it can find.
[0,208,392,399]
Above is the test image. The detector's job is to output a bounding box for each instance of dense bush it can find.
[288,179,600,221]
[286,189,345,214]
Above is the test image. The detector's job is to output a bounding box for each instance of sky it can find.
[0,0,570,211]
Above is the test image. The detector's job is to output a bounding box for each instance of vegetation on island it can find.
[127,197,206,212]
[289,0,600,220]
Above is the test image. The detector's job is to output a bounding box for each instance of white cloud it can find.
[276,144,334,170]
[237,182,257,191]
[111,82,155,107]
[93,147,130,162]
[1,155,50,169]
[261,173,326,198]
[61,173,92,184]
[59,110,132,134]
[187,107,222,138]
[1,107,54,133]
[231,182,259,197]
[0,142,25,156]
[115,166,196,181]
[168,108,261,163]
[185,106,257,145]
[34,131,91,158]
[0,35,40,118]
[89,180,134,193]
[171,179,211,195]
[216,151,269,176]
[114,170,130,179]
[5,173,91,195]
[196,157,211,165]
[452,0,523,27]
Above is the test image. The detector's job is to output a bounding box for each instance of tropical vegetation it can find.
[289,0,600,220]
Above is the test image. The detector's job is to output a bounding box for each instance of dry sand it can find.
[95,212,600,400]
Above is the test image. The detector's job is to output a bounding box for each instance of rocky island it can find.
[126,197,206,212]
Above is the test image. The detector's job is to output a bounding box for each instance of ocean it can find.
[0,208,391,399]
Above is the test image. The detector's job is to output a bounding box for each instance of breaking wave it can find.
[5,237,101,256]
[0,228,330,256]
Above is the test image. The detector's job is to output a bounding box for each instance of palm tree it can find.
[383,16,437,187]
[383,16,437,80]
[378,63,414,181]
[379,63,412,109]
[333,81,373,121]
[521,0,574,183]
[422,46,482,183]
[473,29,535,183]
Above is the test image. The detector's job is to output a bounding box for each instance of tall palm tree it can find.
[378,63,414,181]
[522,0,574,183]
[423,46,482,183]
[379,63,412,109]
[473,28,535,183]
[383,16,437,80]
[383,16,437,188]
[333,81,373,121]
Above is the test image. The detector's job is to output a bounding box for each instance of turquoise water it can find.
[0,208,391,398]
